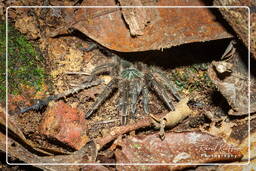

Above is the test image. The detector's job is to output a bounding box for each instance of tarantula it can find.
[84,55,180,124]
[20,54,180,125]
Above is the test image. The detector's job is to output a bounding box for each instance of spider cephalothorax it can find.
[85,55,181,125]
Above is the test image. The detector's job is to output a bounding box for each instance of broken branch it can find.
[95,97,192,150]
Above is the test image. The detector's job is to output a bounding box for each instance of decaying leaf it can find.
[118,0,157,36]
[3,131,101,171]
[151,97,192,139]
[39,101,89,150]
[218,118,256,170]
[214,0,255,59]
[114,131,242,170]
[208,41,256,115]
[0,106,101,170]
[229,117,256,145]
[0,107,53,155]
[207,121,237,141]
[66,0,232,52]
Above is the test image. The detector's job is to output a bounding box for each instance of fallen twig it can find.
[65,71,91,75]
[95,116,155,150]
[95,97,191,150]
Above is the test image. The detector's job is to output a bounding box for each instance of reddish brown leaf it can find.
[71,0,232,52]
[114,131,242,170]
[39,101,89,150]
[118,0,155,36]
[81,165,110,171]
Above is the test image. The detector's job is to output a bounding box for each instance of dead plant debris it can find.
[114,131,242,170]
[1,0,254,170]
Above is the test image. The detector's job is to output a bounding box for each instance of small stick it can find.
[95,98,191,150]
[65,72,91,75]
[94,119,119,125]
[95,116,157,150]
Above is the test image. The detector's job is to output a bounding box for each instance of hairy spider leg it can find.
[118,79,130,125]
[135,62,150,114]
[155,71,181,101]
[84,61,117,115]
[20,98,49,113]
[85,78,118,118]
[121,61,143,116]
[145,73,175,111]
[20,80,102,114]
[91,63,116,75]
[142,81,150,114]
[58,80,102,98]
[86,62,116,82]
[129,79,142,114]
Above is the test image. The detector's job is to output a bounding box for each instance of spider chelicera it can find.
[20,54,180,125]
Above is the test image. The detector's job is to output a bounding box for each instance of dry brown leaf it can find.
[0,106,52,155]
[114,131,243,170]
[217,127,256,170]
[207,121,237,141]
[69,0,232,52]
[151,97,192,138]
[208,41,256,115]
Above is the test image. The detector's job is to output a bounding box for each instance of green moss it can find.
[171,63,215,93]
[0,21,6,102]
[0,21,46,102]
[133,143,142,149]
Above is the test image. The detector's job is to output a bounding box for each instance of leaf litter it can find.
[1,0,254,170]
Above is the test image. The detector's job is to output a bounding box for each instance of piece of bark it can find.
[118,0,158,36]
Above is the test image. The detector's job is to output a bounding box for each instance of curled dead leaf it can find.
[151,97,192,139]
[208,41,256,115]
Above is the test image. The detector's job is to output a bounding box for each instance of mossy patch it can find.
[0,22,5,102]
[170,63,215,93]
[0,21,46,102]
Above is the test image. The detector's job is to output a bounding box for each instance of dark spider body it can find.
[20,54,180,125]
[85,55,181,125]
